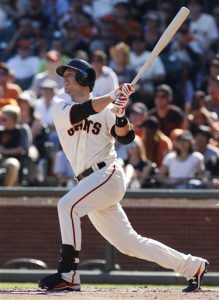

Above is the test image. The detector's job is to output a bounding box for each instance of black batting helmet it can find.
[56,59,96,91]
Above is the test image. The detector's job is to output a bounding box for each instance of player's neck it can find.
[71,91,91,103]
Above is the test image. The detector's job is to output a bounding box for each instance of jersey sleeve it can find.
[105,103,116,133]
[52,100,74,130]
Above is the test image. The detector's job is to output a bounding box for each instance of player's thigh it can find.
[58,164,126,216]
[88,203,138,249]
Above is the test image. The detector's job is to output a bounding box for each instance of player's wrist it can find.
[115,115,128,127]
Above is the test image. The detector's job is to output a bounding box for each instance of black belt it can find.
[76,162,106,182]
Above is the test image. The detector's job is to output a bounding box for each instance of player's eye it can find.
[63,73,75,80]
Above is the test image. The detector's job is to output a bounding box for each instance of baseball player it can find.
[38,59,209,293]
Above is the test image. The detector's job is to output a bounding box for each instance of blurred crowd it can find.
[0,0,219,189]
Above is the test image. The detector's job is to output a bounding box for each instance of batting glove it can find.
[113,95,128,117]
[110,83,135,101]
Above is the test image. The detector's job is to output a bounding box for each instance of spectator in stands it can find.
[129,102,148,139]
[206,75,219,117]
[140,116,172,168]
[188,0,218,61]
[89,14,119,54]
[170,18,202,105]
[0,62,21,107]
[109,42,136,86]
[169,128,184,150]
[157,130,206,189]
[5,17,42,56]
[61,21,88,58]
[205,154,219,188]
[157,1,175,32]
[53,149,75,188]
[0,104,32,186]
[119,157,139,189]
[18,89,51,162]
[88,0,114,21]
[6,39,41,90]
[212,5,219,53]
[194,125,219,164]
[43,39,70,69]
[91,50,119,97]
[41,0,70,30]
[0,4,7,29]
[149,84,184,137]
[115,138,128,162]
[187,89,219,139]
[35,79,62,155]
[109,1,142,44]
[31,50,64,97]
[142,11,162,51]
[200,54,219,92]
[21,0,49,31]
[77,12,98,43]
[129,37,165,102]
[125,135,158,188]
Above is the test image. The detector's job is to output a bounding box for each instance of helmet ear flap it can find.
[75,68,96,91]
[75,71,89,87]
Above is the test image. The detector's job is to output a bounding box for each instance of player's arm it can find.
[70,83,135,124]
[111,96,135,145]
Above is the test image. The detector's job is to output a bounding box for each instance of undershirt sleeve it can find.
[69,100,97,124]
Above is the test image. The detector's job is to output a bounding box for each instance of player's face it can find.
[63,69,80,95]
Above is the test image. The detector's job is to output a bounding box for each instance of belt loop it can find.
[92,164,99,172]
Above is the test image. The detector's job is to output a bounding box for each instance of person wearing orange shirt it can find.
[140,116,172,167]
[0,63,21,108]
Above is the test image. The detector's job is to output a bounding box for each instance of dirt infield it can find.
[0,287,218,300]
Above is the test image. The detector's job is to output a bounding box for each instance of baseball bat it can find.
[111,6,190,113]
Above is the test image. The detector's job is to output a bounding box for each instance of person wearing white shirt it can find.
[6,39,41,89]
[91,50,119,97]
[157,130,205,189]
[129,37,165,99]
[35,79,62,151]
[188,0,218,57]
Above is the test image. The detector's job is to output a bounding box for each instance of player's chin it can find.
[64,85,71,94]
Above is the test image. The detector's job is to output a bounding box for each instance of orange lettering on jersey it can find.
[68,128,75,136]
[67,119,102,136]
[74,122,83,131]
[92,122,102,135]
[83,119,93,132]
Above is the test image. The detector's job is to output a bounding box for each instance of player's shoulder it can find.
[53,99,72,114]
[59,99,72,108]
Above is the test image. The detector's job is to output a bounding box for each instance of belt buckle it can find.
[75,174,82,182]
[74,176,79,183]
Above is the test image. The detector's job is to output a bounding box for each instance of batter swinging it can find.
[39,59,208,293]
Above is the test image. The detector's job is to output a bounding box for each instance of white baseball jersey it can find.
[53,99,117,176]
[53,98,207,284]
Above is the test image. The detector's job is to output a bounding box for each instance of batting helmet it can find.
[56,59,96,91]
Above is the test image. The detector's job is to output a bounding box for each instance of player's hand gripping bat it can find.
[111,6,190,113]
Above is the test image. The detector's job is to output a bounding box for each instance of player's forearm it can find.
[91,95,112,112]
[115,122,131,137]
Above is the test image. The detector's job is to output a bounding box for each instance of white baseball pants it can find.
[57,163,206,280]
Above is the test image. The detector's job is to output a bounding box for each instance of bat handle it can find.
[131,74,140,87]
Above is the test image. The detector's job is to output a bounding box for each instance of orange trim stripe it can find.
[70,165,116,249]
